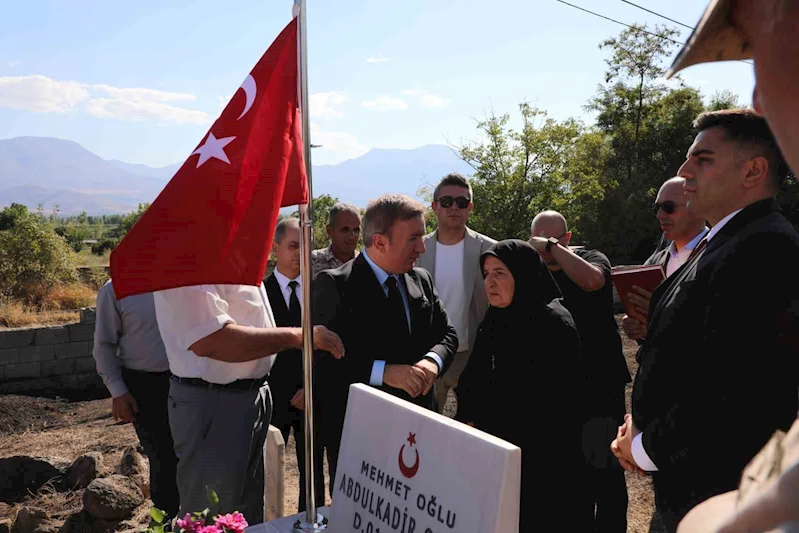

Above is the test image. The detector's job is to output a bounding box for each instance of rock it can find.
[67,453,104,490]
[82,476,143,521]
[0,457,69,502]
[116,447,148,499]
[11,507,59,533]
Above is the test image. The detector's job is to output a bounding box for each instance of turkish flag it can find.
[110,18,308,299]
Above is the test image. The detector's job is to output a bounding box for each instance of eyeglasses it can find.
[654,201,686,215]
[437,196,471,209]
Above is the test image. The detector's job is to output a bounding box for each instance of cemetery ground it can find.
[0,318,664,533]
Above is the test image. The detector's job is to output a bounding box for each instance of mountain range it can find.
[0,136,472,215]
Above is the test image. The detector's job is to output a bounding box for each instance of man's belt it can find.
[171,375,266,391]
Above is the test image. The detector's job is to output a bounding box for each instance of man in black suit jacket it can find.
[264,218,325,511]
[611,109,799,532]
[313,194,458,487]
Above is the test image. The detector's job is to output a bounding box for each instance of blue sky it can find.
[0,0,755,167]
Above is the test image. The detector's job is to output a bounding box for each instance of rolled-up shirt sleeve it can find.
[92,283,127,398]
[154,285,236,351]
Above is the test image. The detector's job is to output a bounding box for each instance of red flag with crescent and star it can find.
[109,17,308,299]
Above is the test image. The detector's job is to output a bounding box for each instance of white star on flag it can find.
[191,132,236,168]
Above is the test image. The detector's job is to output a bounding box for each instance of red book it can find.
[611,265,665,316]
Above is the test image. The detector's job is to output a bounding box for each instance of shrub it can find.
[91,238,118,256]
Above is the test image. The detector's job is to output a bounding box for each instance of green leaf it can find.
[150,508,166,524]
[206,486,220,506]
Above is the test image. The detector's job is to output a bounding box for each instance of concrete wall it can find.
[0,308,105,397]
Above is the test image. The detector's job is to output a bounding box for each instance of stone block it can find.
[0,329,34,349]
[68,324,95,342]
[75,357,97,373]
[5,362,41,379]
[34,327,69,346]
[19,345,55,362]
[54,342,91,360]
[263,425,286,522]
[80,307,96,325]
[0,348,19,365]
[42,359,75,377]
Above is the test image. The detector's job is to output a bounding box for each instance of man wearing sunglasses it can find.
[530,210,631,533]
[622,178,708,342]
[417,173,496,413]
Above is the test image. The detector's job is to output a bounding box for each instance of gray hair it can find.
[328,202,361,227]
[363,194,425,247]
[274,217,300,244]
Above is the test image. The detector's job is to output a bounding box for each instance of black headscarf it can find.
[479,239,562,315]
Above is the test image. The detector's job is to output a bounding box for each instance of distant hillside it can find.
[0,136,473,215]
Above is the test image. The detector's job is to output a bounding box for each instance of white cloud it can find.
[361,95,408,111]
[311,123,369,163]
[218,95,229,109]
[0,74,89,112]
[400,89,452,108]
[310,91,346,119]
[85,98,210,125]
[366,54,389,63]
[8,60,21,67]
[0,74,210,124]
[419,93,452,108]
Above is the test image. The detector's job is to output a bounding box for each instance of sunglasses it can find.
[437,196,471,209]
[654,201,685,215]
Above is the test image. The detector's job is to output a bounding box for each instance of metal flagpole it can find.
[294,0,326,530]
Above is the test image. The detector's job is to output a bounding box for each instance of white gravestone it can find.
[327,384,521,533]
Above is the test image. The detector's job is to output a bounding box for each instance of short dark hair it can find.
[363,194,425,247]
[693,109,790,186]
[328,202,361,227]
[274,217,300,244]
[433,173,473,202]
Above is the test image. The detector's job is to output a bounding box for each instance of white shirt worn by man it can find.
[665,227,710,277]
[631,209,743,472]
[153,284,277,384]
[433,240,470,352]
[272,270,303,310]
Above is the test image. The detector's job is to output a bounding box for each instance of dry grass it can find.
[0,283,96,328]
[0,300,79,328]
[75,249,111,269]
[37,284,97,310]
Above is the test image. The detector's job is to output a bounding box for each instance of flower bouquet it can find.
[146,488,248,533]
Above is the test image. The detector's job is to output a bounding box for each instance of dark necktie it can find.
[688,237,708,262]
[288,280,301,327]
[385,276,409,337]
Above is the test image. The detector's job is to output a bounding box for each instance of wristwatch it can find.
[545,237,559,253]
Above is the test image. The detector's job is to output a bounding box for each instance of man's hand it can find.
[528,236,548,253]
[111,393,138,423]
[622,314,647,341]
[611,414,645,476]
[413,358,440,395]
[383,364,427,398]
[290,388,305,410]
[626,285,652,324]
[312,325,345,359]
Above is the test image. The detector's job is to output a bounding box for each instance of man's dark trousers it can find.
[121,367,180,518]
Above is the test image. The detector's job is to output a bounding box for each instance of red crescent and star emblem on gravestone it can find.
[398,432,420,479]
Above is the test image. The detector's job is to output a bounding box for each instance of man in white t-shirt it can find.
[153,283,343,523]
[416,173,496,413]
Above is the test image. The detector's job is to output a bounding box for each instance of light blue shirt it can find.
[361,250,444,386]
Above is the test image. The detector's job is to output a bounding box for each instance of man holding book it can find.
[610,109,799,532]
[621,177,708,342]
[530,211,630,533]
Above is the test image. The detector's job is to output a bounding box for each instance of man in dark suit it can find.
[622,177,709,342]
[313,193,458,487]
[264,217,325,511]
[611,109,799,532]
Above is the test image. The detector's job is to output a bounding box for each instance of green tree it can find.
[108,203,151,240]
[0,206,77,300]
[290,194,340,250]
[458,103,592,240]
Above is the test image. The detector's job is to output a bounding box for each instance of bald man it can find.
[530,211,630,533]
[622,178,709,342]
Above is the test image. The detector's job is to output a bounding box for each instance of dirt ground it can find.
[0,316,663,532]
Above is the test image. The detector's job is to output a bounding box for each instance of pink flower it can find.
[198,526,222,533]
[176,514,205,533]
[214,512,248,533]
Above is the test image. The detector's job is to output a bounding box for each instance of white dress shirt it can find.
[665,227,709,277]
[273,269,302,310]
[361,251,444,386]
[153,283,277,384]
[631,210,744,471]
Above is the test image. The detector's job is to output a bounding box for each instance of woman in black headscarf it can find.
[455,239,591,526]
